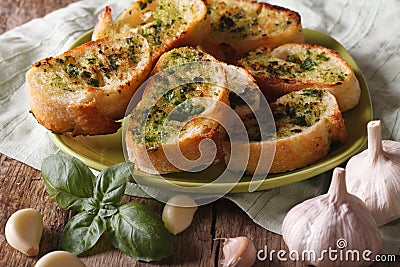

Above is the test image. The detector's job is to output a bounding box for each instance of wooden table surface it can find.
[0,0,398,266]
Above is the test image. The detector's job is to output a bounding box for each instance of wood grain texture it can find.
[0,0,398,266]
[0,0,76,34]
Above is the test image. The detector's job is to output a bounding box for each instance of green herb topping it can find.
[143,82,207,151]
[273,89,327,138]
[206,0,294,39]
[241,47,348,83]
[46,36,145,92]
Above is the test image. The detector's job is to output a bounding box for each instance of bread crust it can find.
[28,0,211,136]
[223,89,347,174]
[27,0,351,178]
[92,6,113,42]
[92,0,211,63]
[238,44,361,111]
[199,0,305,62]
[126,120,224,174]
[125,47,229,174]
[26,33,152,136]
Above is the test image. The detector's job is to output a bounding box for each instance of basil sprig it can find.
[41,154,173,262]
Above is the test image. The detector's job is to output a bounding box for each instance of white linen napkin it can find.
[0,0,399,255]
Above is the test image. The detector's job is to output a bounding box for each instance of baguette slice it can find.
[92,0,210,62]
[238,44,361,111]
[199,0,305,62]
[125,47,229,174]
[223,89,346,174]
[26,33,151,136]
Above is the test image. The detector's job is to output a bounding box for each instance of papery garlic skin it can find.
[346,120,400,226]
[221,236,256,267]
[162,194,197,235]
[282,168,382,267]
[5,208,43,256]
[35,251,86,267]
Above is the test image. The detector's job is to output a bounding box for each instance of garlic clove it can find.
[162,194,198,235]
[35,251,86,267]
[282,167,382,267]
[220,236,256,267]
[5,208,43,256]
[346,120,400,226]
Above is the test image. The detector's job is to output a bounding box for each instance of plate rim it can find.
[48,28,373,193]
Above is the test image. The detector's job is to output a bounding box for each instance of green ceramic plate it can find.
[49,29,372,193]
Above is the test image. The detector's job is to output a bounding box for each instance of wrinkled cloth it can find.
[0,0,399,255]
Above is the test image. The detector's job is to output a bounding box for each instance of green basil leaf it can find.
[107,202,173,262]
[59,211,106,255]
[41,155,95,212]
[94,162,134,205]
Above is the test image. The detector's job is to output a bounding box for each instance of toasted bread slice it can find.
[125,47,229,174]
[92,0,210,62]
[223,89,346,174]
[238,44,361,111]
[26,33,151,136]
[199,0,304,62]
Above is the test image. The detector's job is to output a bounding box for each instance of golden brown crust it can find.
[223,89,347,174]
[92,6,113,41]
[28,0,211,136]
[32,99,121,136]
[242,123,329,174]
[161,15,211,57]
[92,0,211,63]
[222,127,331,174]
[26,33,152,136]
[127,125,224,174]
[125,47,229,174]
[238,44,361,111]
[199,0,305,63]
[326,103,347,143]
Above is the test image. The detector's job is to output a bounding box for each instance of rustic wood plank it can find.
[0,154,217,266]
[213,199,400,267]
[0,154,71,266]
[0,0,78,34]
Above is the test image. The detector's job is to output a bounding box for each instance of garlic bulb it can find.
[220,236,256,267]
[346,120,400,226]
[282,168,382,267]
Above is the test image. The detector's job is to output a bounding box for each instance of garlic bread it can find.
[223,89,346,174]
[125,47,229,174]
[199,0,305,62]
[238,44,361,111]
[26,33,151,136]
[92,0,210,62]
